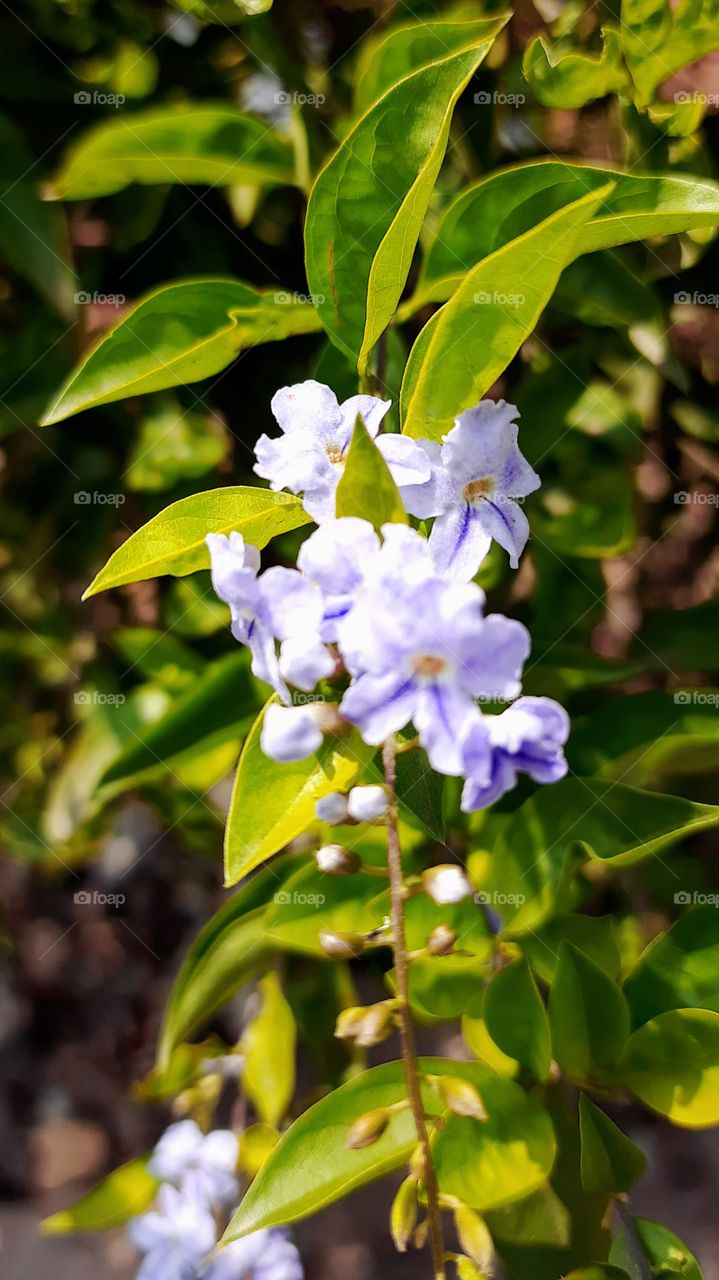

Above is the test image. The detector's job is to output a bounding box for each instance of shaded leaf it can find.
[578,1094,647,1193]
[549,943,630,1080]
[623,907,719,1027]
[484,957,552,1080]
[618,1008,719,1127]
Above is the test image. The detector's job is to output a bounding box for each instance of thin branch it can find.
[383,735,446,1280]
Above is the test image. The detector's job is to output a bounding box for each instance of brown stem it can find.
[382,736,446,1280]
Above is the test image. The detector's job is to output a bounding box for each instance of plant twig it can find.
[383,735,446,1280]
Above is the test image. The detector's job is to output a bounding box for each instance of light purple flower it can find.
[204,1230,303,1280]
[461,695,570,811]
[254,380,432,523]
[403,400,540,580]
[149,1120,239,1207]
[347,785,388,822]
[338,575,530,775]
[261,703,324,762]
[129,1179,217,1280]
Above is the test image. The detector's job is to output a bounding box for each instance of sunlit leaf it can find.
[618,1008,719,1127]
[41,1158,157,1233]
[242,972,296,1128]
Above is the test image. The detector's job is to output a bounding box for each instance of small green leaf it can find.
[242,972,296,1128]
[568,691,719,786]
[41,1157,157,1233]
[524,915,621,985]
[402,186,611,440]
[335,416,407,528]
[622,0,719,106]
[549,943,630,1080]
[42,280,322,424]
[264,863,383,956]
[48,104,294,199]
[83,486,309,598]
[224,1058,554,1240]
[564,1269,631,1280]
[618,1008,719,1128]
[623,907,719,1027]
[609,1217,704,1280]
[578,1095,647,1193]
[523,27,628,109]
[224,699,371,885]
[484,957,552,1080]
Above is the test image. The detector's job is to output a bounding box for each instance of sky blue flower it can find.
[203,1231,303,1280]
[461,695,570,811]
[401,399,541,580]
[129,1179,218,1280]
[148,1120,239,1207]
[254,380,432,522]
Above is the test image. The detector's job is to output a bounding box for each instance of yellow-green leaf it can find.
[335,416,407,529]
[41,1157,157,1233]
[242,972,296,1128]
[619,1008,719,1127]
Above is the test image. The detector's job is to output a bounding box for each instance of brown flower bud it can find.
[454,1205,494,1272]
[390,1176,419,1252]
[345,1107,390,1149]
[427,924,457,955]
[319,929,365,959]
[436,1076,487,1121]
[335,1002,394,1047]
[315,844,361,875]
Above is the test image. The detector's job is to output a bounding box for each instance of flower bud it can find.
[390,1176,419,1252]
[347,785,389,822]
[426,924,457,955]
[422,864,472,905]
[315,843,361,875]
[319,929,365,959]
[454,1205,494,1272]
[345,1107,390,1149]
[336,1002,394,1047]
[315,792,350,825]
[436,1076,487,1121]
[455,1256,487,1280]
[409,1142,426,1180]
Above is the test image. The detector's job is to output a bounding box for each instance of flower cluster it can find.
[207,380,568,812]
[130,1120,302,1280]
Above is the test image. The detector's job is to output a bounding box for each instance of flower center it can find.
[325,441,345,465]
[463,476,494,504]
[412,654,447,679]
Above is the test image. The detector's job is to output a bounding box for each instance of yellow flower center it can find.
[412,654,447,679]
[325,442,345,465]
[463,476,494,503]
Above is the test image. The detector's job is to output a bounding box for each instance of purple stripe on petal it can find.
[447,503,474,567]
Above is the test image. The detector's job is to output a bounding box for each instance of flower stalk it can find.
[382,734,446,1280]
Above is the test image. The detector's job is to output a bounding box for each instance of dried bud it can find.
[319,929,365,959]
[315,843,361,875]
[455,1256,487,1280]
[427,924,457,955]
[315,792,350,825]
[347,784,389,822]
[454,1205,494,1272]
[436,1076,487,1121]
[422,864,472,905]
[390,1176,419,1252]
[345,1107,390,1149]
[336,1002,394,1047]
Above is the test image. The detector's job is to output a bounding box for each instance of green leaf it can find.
[264,863,384,956]
[523,27,628,109]
[402,953,492,1021]
[609,1217,704,1280]
[624,907,719,1027]
[524,915,621,985]
[401,186,611,441]
[564,1269,631,1280]
[224,1058,554,1240]
[618,1008,719,1127]
[242,972,296,1128]
[335,416,407,528]
[41,1157,157,1233]
[126,398,228,493]
[414,162,719,310]
[83,486,309,598]
[578,1095,647,1193]
[156,862,289,1067]
[305,14,508,371]
[48,104,294,199]
[549,943,630,1080]
[42,279,322,424]
[484,957,551,1080]
[621,0,719,106]
[568,691,719,785]
[224,699,371,885]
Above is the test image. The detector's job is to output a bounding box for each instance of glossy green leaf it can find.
[568,691,719,785]
[524,915,621,985]
[523,27,628,109]
[224,1058,554,1240]
[242,972,296,1128]
[402,952,491,1021]
[578,1095,647,1193]
[42,280,322,424]
[83,486,309,598]
[549,943,630,1080]
[335,417,407,528]
[621,0,719,105]
[41,1157,157,1233]
[401,186,610,441]
[414,162,719,309]
[156,862,290,1066]
[484,958,551,1080]
[624,907,719,1027]
[264,863,384,956]
[224,699,371,885]
[609,1217,704,1280]
[305,14,508,371]
[49,105,294,199]
[638,602,719,672]
[618,1008,719,1127]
